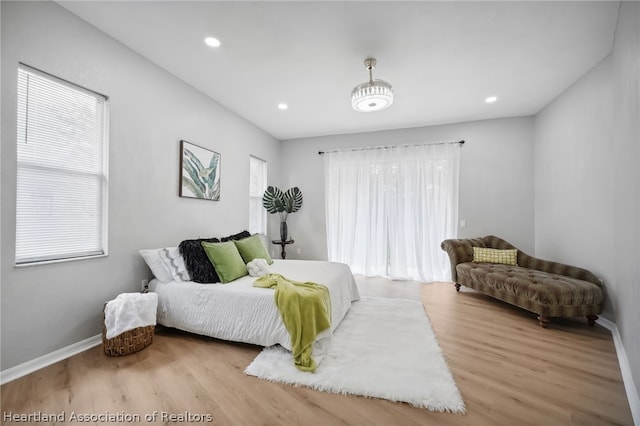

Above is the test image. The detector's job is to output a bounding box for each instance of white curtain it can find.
[324,143,460,282]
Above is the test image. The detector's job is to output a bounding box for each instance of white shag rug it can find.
[245,297,465,413]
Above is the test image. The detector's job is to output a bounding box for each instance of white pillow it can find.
[247,258,271,277]
[139,248,172,283]
[158,247,191,282]
[139,247,191,283]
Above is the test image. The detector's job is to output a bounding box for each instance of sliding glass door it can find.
[324,143,460,282]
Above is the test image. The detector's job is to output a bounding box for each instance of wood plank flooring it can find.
[1,278,634,425]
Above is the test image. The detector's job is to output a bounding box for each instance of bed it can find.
[149,259,360,355]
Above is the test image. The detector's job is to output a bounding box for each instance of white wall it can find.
[0,1,281,370]
[534,1,639,398]
[611,1,640,400]
[280,117,535,262]
[534,58,615,310]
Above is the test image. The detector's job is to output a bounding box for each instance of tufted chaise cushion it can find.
[456,263,603,317]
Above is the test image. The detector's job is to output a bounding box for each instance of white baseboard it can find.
[596,317,640,426]
[0,334,102,385]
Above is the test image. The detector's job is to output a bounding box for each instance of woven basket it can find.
[102,304,154,357]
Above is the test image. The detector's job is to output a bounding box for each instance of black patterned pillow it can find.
[220,230,251,242]
[178,237,221,283]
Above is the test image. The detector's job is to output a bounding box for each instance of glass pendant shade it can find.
[351,80,393,112]
[351,58,394,112]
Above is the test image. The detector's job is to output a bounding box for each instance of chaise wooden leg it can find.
[537,315,550,328]
[454,283,461,292]
[587,315,598,326]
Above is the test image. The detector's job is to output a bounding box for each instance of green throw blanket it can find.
[253,273,331,372]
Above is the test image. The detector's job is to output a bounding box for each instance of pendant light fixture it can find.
[351,58,394,112]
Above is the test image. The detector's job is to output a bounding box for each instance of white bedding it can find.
[149,260,360,352]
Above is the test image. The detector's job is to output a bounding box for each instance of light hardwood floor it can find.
[1,278,634,426]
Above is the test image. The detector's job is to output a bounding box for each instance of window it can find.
[15,64,109,265]
[249,156,267,234]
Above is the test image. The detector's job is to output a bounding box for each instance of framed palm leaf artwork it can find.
[179,140,221,201]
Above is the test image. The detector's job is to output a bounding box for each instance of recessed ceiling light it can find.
[485,96,498,103]
[277,103,288,110]
[204,37,221,48]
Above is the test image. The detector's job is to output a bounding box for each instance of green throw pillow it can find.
[234,234,273,265]
[201,241,248,283]
[472,247,518,266]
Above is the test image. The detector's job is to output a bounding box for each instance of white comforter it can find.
[150,260,360,351]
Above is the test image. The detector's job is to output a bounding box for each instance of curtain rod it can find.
[318,140,464,155]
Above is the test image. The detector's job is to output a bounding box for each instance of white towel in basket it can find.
[104,292,158,339]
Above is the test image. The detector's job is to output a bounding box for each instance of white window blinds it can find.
[249,156,267,234]
[16,65,109,265]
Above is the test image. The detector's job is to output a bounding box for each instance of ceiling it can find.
[57,1,620,141]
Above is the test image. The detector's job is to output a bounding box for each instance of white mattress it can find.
[149,259,360,351]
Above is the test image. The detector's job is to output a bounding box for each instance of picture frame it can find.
[179,140,221,201]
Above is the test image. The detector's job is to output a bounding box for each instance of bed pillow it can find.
[220,230,251,242]
[234,234,273,265]
[472,247,518,266]
[158,247,191,281]
[139,248,173,283]
[179,238,221,283]
[139,247,190,283]
[201,241,248,283]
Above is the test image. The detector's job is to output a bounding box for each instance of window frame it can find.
[15,63,109,266]
[249,155,267,235]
